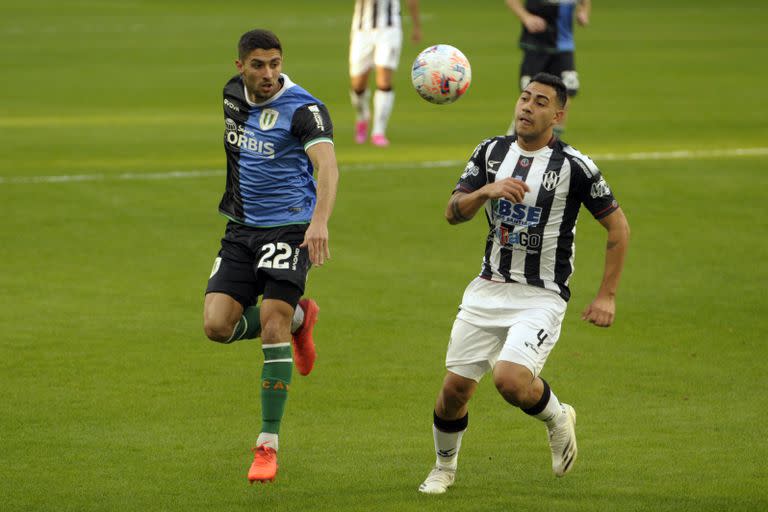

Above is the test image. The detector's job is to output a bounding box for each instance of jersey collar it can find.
[243,73,295,107]
[513,139,553,157]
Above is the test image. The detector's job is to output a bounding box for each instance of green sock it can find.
[228,305,262,342]
[260,343,293,434]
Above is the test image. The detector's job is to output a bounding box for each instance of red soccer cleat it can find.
[292,298,318,376]
[248,444,278,483]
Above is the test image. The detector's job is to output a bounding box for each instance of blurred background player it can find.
[504,0,591,136]
[203,29,339,483]
[349,0,421,147]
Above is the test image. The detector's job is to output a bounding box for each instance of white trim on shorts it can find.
[445,277,567,382]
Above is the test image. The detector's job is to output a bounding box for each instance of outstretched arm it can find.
[303,142,339,266]
[445,177,530,225]
[581,207,630,327]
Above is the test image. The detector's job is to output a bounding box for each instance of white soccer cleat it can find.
[547,403,578,477]
[418,466,456,494]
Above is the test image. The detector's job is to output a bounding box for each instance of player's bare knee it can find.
[494,375,528,406]
[203,318,234,343]
[438,380,473,415]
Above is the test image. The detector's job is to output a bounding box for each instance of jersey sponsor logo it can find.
[259,108,279,130]
[224,98,240,112]
[590,177,611,198]
[496,199,542,227]
[542,170,561,191]
[461,161,479,179]
[307,104,325,131]
[487,159,502,173]
[225,117,276,158]
[496,226,541,249]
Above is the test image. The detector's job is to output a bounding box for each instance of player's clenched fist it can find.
[484,177,530,203]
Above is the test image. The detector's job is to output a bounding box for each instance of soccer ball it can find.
[411,44,472,105]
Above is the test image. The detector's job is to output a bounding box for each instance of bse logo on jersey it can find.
[225,118,275,158]
[495,199,542,227]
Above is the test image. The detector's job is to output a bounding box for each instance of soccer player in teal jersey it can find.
[203,29,339,483]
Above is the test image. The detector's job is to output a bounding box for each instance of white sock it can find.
[533,390,566,427]
[349,89,370,122]
[371,89,394,136]
[291,304,304,333]
[433,425,465,471]
[256,432,278,451]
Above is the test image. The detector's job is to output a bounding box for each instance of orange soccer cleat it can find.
[292,298,318,376]
[248,444,278,483]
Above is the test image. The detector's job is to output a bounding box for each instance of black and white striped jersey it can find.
[352,0,402,31]
[454,136,618,301]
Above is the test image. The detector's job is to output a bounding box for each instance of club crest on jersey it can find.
[259,108,279,130]
[520,157,531,168]
[542,170,561,191]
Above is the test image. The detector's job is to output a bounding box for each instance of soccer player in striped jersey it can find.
[419,73,629,494]
[349,0,421,146]
[202,29,339,483]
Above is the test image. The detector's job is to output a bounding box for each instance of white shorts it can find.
[445,277,568,382]
[349,28,402,76]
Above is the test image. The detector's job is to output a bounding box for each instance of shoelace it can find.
[253,445,276,465]
[425,467,452,483]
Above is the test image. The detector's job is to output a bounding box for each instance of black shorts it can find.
[520,50,579,96]
[205,222,311,309]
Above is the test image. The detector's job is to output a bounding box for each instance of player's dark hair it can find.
[530,72,568,108]
[238,29,282,60]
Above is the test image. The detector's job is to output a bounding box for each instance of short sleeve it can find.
[453,139,493,194]
[570,156,619,219]
[291,103,334,149]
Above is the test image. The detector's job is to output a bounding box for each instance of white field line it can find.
[1,147,767,185]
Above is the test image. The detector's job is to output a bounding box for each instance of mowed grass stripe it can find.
[2,147,767,185]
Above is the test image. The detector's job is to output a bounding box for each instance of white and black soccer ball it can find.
[411,44,472,105]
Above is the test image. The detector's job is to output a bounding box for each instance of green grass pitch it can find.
[1,1,766,510]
